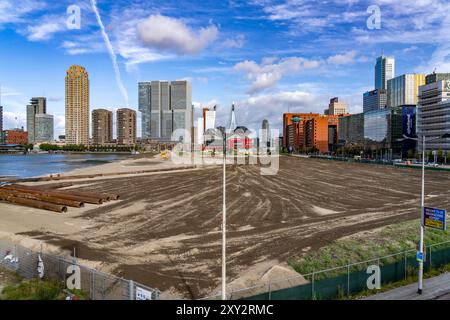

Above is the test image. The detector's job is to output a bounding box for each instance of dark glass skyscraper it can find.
[138,80,192,141]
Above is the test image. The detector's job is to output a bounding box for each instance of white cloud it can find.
[137,15,219,55]
[235,90,325,131]
[234,52,360,94]
[90,0,129,107]
[234,57,322,93]
[0,0,46,26]
[26,17,66,41]
[3,111,26,130]
[60,35,106,55]
[327,51,357,65]
[403,46,418,53]
[221,34,246,49]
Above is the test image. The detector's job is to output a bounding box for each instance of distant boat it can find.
[131,150,140,155]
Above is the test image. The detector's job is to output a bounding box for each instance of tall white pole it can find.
[418,135,425,294]
[222,133,227,300]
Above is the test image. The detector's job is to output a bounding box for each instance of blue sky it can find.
[1,0,450,138]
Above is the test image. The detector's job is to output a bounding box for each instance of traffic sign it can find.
[423,207,447,231]
[416,251,424,262]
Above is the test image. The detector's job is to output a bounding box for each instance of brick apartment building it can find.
[283,113,346,153]
[1,129,29,145]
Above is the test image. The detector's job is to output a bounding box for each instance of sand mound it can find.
[210,261,307,299]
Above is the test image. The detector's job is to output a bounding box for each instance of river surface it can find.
[0,153,131,179]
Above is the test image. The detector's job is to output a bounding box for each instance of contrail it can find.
[90,0,129,107]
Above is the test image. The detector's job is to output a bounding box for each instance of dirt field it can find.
[1,156,450,299]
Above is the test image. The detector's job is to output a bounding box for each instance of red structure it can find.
[283,113,348,153]
[1,129,28,145]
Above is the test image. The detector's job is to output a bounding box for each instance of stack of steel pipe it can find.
[0,184,120,213]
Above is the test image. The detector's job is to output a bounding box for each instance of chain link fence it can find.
[0,240,160,300]
[199,240,450,300]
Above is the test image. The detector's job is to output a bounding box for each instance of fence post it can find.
[129,280,134,300]
[347,265,350,296]
[311,272,315,300]
[404,251,407,280]
[429,245,432,270]
[268,282,271,300]
[91,270,96,300]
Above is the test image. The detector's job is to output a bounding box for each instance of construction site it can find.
[0,154,450,299]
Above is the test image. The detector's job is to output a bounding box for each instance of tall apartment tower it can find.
[138,80,192,141]
[261,119,270,151]
[0,105,3,133]
[92,109,113,145]
[65,65,89,145]
[327,97,348,115]
[375,55,395,90]
[363,89,387,113]
[0,86,3,133]
[417,80,450,152]
[27,97,54,143]
[387,74,425,108]
[117,108,137,145]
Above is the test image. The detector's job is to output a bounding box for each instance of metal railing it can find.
[0,240,160,300]
[199,240,450,300]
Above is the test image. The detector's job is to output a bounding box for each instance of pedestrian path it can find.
[363,273,450,300]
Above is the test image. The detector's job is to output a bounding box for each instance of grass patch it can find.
[0,278,89,300]
[288,219,450,280]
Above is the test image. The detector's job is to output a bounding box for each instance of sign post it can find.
[423,207,447,231]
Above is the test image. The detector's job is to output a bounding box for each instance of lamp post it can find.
[222,128,227,300]
[399,133,450,294]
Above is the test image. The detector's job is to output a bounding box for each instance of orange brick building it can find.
[283,113,346,153]
[1,129,29,145]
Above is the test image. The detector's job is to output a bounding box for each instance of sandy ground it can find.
[1,155,450,299]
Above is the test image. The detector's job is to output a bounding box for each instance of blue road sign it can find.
[423,207,447,231]
[416,251,424,262]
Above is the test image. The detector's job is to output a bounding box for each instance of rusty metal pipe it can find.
[65,190,111,201]
[0,194,67,213]
[0,189,84,208]
[1,185,103,204]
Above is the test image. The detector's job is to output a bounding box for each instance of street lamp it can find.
[222,128,227,300]
[399,133,450,294]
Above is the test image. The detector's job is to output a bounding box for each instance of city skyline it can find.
[1,0,450,137]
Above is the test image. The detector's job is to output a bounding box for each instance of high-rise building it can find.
[138,80,192,141]
[327,97,348,115]
[375,55,395,90]
[338,113,364,145]
[387,74,425,108]
[425,72,450,85]
[66,65,89,145]
[204,107,216,131]
[117,108,137,145]
[417,80,450,152]
[26,97,53,143]
[171,80,192,137]
[34,114,54,143]
[92,109,113,145]
[363,89,387,113]
[0,105,3,133]
[260,119,270,151]
[283,113,342,153]
[0,86,3,133]
[363,107,416,159]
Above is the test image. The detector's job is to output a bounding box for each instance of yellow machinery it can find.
[160,150,170,160]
